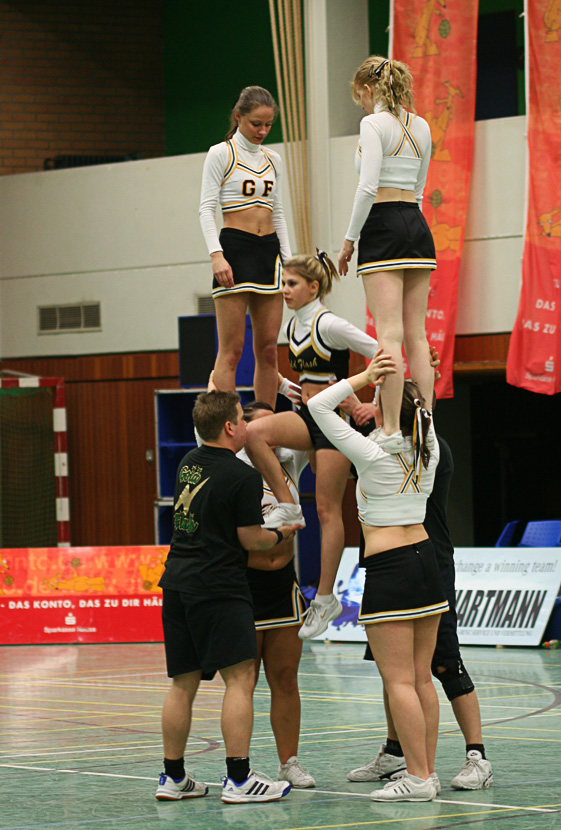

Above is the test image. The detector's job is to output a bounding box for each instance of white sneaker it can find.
[221,770,291,803]
[347,744,406,782]
[155,771,208,800]
[278,756,315,788]
[430,772,441,794]
[262,503,306,529]
[298,594,342,639]
[450,751,493,790]
[370,772,436,802]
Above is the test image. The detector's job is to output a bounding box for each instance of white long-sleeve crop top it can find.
[199,129,292,261]
[345,106,432,243]
[308,379,439,526]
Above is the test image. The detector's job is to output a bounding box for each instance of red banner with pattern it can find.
[0,546,168,645]
[506,1,561,395]
[372,0,478,398]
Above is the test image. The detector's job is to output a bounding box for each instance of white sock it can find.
[314,592,334,605]
[408,774,428,785]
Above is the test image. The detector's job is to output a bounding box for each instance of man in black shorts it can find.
[155,391,300,805]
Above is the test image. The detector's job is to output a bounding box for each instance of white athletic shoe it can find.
[347,744,406,782]
[278,756,316,788]
[370,772,437,802]
[298,594,342,639]
[221,770,291,803]
[155,771,208,800]
[430,772,441,794]
[262,503,306,529]
[450,751,493,790]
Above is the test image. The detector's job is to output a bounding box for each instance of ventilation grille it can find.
[197,295,215,315]
[38,303,101,334]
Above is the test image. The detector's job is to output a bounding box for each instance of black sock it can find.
[385,739,404,757]
[164,757,185,781]
[226,756,250,784]
[466,743,486,759]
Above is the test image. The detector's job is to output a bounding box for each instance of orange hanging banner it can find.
[506,0,561,395]
[389,0,479,398]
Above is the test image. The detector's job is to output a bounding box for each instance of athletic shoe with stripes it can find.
[347,744,406,781]
[450,751,493,790]
[155,771,208,800]
[221,770,291,803]
[370,772,436,802]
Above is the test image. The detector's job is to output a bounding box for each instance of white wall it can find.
[0,118,526,358]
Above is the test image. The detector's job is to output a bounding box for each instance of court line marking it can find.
[1,764,559,814]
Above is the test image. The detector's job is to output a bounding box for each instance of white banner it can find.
[455,547,561,646]
[314,546,561,646]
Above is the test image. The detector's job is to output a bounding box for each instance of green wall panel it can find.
[163,0,282,156]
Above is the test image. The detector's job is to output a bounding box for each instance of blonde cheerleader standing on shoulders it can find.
[338,57,436,441]
[199,86,291,407]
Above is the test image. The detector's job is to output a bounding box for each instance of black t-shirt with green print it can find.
[159,445,264,600]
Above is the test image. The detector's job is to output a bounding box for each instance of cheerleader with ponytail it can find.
[307,360,447,803]
[338,56,437,449]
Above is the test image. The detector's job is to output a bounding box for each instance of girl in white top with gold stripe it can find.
[338,57,436,446]
[199,87,291,407]
[308,354,448,803]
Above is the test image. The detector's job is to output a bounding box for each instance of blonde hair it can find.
[225,86,279,140]
[352,56,415,114]
[283,251,339,300]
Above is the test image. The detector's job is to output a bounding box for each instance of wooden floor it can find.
[1,641,560,830]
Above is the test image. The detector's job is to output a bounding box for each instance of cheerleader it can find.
[338,57,436,440]
[308,354,448,802]
[244,252,380,639]
[199,86,291,407]
[241,402,315,789]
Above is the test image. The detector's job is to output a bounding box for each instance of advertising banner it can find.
[313,547,560,646]
[0,546,168,645]
[506,0,561,395]
[376,0,479,399]
[455,547,561,645]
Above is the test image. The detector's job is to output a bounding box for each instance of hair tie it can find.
[369,58,389,80]
[315,248,330,276]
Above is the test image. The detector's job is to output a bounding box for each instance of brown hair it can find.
[283,251,339,301]
[192,391,241,441]
[352,56,415,114]
[225,86,279,140]
[242,400,274,422]
[400,380,432,469]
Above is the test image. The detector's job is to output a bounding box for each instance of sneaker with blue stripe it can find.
[221,770,291,803]
[155,771,208,800]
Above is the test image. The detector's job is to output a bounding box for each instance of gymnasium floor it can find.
[1,642,560,830]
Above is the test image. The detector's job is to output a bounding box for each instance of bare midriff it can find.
[362,522,428,558]
[223,206,275,236]
[374,186,416,204]
[247,540,293,571]
[300,381,333,406]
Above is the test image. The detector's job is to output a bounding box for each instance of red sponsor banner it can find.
[366,1,478,397]
[506,1,561,394]
[0,546,168,645]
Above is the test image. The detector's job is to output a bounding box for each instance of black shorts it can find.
[357,202,436,276]
[433,561,461,663]
[213,228,282,298]
[358,539,448,625]
[296,403,338,451]
[162,589,257,679]
[247,560,306,630]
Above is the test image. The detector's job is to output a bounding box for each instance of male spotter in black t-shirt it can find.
[156,391,301,805]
